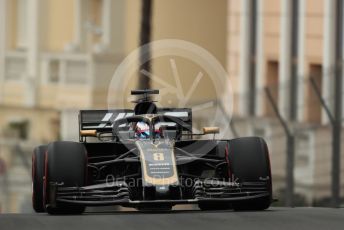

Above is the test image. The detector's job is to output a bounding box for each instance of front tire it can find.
[32,145,47,213]
[44,141,87,215]
[228,137,272,211]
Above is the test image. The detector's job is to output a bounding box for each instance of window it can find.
[306,64,323,123]
[265,61,279,116]
[65,60,87,84]
[8,120,29,140]
[5,56,26,81]
[49,60,60,83]
[16,0,28,49]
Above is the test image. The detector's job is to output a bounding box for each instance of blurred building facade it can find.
[0,0,129,143]
[1,0,343,213]
[0,0,228,212]
[0,0,130,212]
[227,0,344,205]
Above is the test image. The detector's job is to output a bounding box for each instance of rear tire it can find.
[44,141,87,215]
[32,145,47,213]
[227,137,272,211]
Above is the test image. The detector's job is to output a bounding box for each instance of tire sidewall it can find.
[32,145,47,213]
[44,141,87,214]
[228,137,272,210]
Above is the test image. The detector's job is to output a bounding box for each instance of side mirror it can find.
[203,127,220,135]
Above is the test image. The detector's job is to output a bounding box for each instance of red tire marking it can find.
[32,152,36,205]
[225,143,232,180]
[43,151,48,208]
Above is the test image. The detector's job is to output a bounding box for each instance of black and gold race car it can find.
[32,89,272,214]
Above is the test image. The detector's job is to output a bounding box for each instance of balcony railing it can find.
[4,51,27,82]
[41,53,91,85]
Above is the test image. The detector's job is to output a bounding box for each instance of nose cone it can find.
[136,140,180,199]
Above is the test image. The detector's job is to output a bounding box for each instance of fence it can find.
[1,74,343,212]
[223,73,344,207]
[0,139,34,213]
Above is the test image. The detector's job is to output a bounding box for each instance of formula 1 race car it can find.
[32,89,272,214]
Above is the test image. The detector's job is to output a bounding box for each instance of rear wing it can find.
[79,109,134,132]
[79,108,192,138]
[157,108,192,132]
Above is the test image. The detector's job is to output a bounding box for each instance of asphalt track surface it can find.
[0,207,343,230]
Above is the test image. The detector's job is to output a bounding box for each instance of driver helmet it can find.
[135,122,150,138]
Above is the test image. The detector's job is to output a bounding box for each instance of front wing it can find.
[46,180,270,208]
